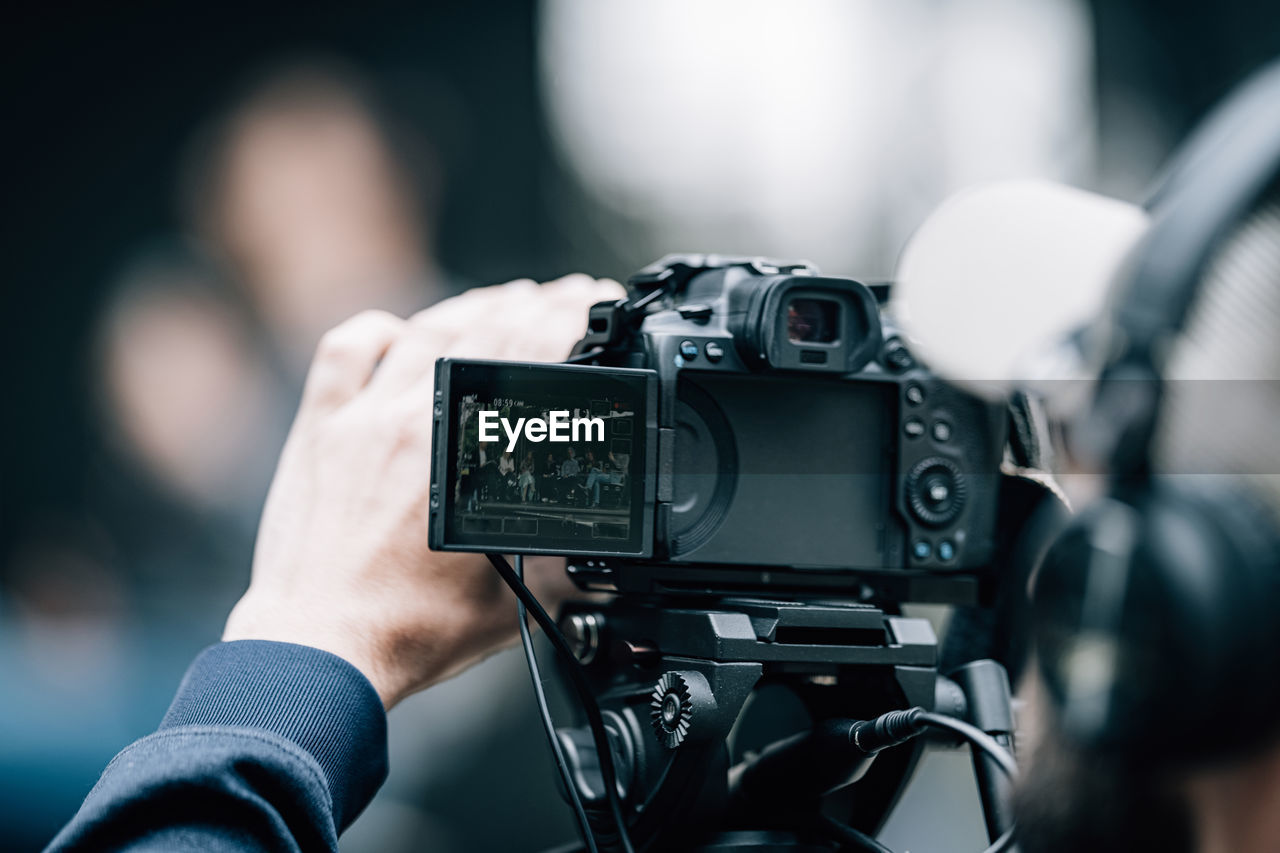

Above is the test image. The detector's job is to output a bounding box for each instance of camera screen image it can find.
[434,360,655,556]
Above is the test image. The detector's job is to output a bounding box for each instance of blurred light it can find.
[539,0,1095,276]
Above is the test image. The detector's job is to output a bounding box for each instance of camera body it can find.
[429,255,1007,586]
[579,254,1007,573]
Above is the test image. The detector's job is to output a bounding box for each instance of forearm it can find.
[47,642,388,853]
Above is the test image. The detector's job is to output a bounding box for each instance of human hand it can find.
[223,275,624,708]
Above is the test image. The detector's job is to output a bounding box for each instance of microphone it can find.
[891,180,1149,417]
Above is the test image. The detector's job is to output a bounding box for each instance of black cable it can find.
[913,711,1017,853]
[632,751,678,816]
[913,711,1018,780]
[486,553,636,853]
[514,555,598,853]
[823,707,1018,853]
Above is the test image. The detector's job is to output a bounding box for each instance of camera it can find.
[429,256,1029,851]
[429,255,1007,595]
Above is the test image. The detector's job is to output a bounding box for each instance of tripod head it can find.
[477,450,1060,853]
[550,590,1016,851]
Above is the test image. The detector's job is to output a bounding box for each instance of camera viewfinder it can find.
[787,297,839,344]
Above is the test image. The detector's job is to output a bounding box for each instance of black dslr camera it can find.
[429,256,1024,851]
[429,254,1006,594]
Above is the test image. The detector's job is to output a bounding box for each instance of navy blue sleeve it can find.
[46,641,389,853]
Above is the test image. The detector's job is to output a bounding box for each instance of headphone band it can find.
[1091,60,1280,480]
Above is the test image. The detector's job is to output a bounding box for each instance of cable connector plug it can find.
[850,707,927,755]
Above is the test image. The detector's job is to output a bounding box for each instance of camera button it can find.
[679,340,700,361]
[912,539,932,560]
[904,418,926,438]
[905,384,925,406]
[937,540,956,561]
[931,420,952,442]
[677,303,714,321]
[704,341,725,362]
[884,339,915,372]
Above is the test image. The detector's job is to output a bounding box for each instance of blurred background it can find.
[3,1,1278,850]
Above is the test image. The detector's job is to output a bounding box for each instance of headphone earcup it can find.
[1033,483,1280,766]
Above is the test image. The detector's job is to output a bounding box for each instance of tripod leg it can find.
[948,660,1017,843]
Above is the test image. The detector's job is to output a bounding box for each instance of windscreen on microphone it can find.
[892,180,1148,416]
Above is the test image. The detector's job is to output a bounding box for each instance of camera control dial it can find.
[650,670,717,749]
[906,457,967,527]
[651,672,695,748]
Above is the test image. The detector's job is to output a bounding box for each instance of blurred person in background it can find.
[95,242,282,566]
[181,61,455,377]
[90,61,455,606]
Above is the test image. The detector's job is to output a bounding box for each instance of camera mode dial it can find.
[906,457,967,527]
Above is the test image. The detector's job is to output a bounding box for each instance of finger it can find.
[539,274,626,307]
[406,276,621,337]
[366,325,451,400]
[407,279,538,329]
[539,272,598,292]
[489,303,576,362]
[383,282,546,394]
[372,278,556,398]
[300,310,406,413]
[593,277,626,299]
[498,280,625,362]
[412,275,627,364]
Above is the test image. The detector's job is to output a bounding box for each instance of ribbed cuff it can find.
[160,640,388,830]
